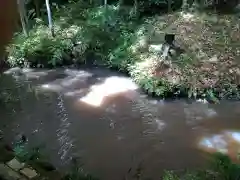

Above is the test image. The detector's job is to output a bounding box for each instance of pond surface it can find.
[1,67,240,180]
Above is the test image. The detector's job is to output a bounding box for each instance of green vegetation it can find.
[6,0,240,101]
[163,153,240,180]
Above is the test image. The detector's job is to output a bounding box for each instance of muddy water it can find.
[1,67,240,180]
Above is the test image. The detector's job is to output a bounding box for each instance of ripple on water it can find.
[56,94,74,163]
[184,101,217,125]
[4,67,240,180]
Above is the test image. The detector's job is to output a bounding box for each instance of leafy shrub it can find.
[7,19,89,67]
[162,153,240,180]
[195,0,239,12]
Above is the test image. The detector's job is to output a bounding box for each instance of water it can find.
[1,67,240,179]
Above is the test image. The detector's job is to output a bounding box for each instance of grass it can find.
[6,0,240,101]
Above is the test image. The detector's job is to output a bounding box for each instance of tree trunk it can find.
[17,0,28,36]
[45,0,54,37]
[168,0,172,12]
[22,0,28,26]
[34,0,40,17]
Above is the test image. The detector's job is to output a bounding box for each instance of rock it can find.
[0,164,22,180]
[7,158,25,171]
[20,168,38,179]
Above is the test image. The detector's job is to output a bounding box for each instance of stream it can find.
[1,67,240,180]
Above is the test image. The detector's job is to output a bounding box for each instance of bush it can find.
[195,0,239,12]
[139,0,183,11]
[162,153,240,180]
[6,2,174,96]
[7,19,89,67]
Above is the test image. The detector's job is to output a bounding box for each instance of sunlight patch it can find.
[22,68,34,73]
[226,131,240,143]
[80,76,138,107]
[155,119,166,131]
[64,69,92,78]
[180,12,194,21]
[196,99,208,104]
[64,89,85,97]
[25,71,48,79]
[4,67,21,75]
[61,77,79,87]
[40,83,63,92]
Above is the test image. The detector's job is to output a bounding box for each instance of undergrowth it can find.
[6,0,240,101]
[163,153,240,180]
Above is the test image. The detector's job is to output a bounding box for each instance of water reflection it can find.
[199,131,240,161]
[184,101,217,125]
[4,67,50,80]
[228,131,240,143]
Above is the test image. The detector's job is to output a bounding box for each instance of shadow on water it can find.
[1,67,240,179]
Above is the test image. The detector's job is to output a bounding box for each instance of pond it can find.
[1,67,240,180]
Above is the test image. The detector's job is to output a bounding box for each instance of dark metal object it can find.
[164,34,175,46]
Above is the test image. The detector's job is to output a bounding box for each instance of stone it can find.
[0,163,22,180]
[7,158,25,171]
[20,168,38,179]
